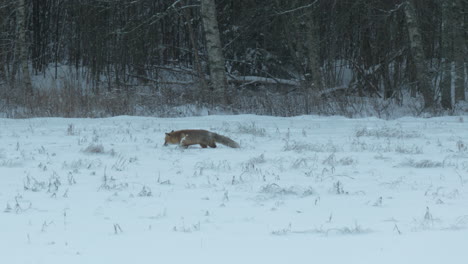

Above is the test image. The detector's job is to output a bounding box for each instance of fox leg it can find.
[200,144,208,148]
[180,134,190,148]
[209,143,217,148]
[180,140,190,148]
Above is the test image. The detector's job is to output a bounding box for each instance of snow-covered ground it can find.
[1,115,467,263]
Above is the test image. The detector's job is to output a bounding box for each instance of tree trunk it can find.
[441,0,453,110]
[303,6,322,114]
[200,0,227,105]
[403,0,435,109]
[464,0,468,80]
[17,0,33,96]
[183,3,207,93]
[382,62,393,100]
[440,63,452,110]
[306,8,322,92]
[0,7,6,84]
[453,0,466,103]
[0,48,6,84]
[407,57,417,97]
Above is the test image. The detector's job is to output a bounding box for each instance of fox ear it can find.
[171,130,174,133]
[165,133,170,136]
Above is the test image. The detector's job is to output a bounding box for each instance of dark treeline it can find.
[0,0,466,117]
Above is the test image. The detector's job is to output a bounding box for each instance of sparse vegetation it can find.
[283,140,341,153]
[259,183,315,199]
[399,159,443,168]
[1,115,467,262]
[355,126,421,139]
[236,122,267,137]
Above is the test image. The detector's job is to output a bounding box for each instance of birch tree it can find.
[200,0,228,104]
[403,0,435,109]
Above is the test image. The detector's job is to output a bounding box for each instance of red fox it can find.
[164,129,240,148]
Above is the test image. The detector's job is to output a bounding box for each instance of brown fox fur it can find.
[164,129,240,148]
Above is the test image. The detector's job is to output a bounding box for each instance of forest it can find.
[0,0,467,118]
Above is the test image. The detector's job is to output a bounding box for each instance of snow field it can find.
[1,115,468,263]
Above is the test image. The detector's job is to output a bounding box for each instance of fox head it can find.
[164,130,179,146]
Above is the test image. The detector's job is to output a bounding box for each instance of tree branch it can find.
[274,0,318,16]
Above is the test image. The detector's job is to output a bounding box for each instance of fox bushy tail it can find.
[213,133,240,148]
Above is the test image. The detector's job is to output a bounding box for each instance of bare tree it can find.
[182,1,207,92]
[453,0,466,103]
[200,0,227,104]
[306,5,322,92]
[0,0,463,117]
[440,0,452,109]
[403,0,435,109]
[17,0,33,96]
